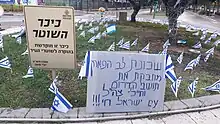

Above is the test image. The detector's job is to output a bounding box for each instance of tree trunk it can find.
[217,0,220,13]
[129,0,141,22]
[168,7,178,45]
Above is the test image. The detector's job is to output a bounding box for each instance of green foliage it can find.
[0,21,219,107]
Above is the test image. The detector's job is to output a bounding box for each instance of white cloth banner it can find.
[86,51,166,113]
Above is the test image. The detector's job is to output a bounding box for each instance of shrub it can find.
[1,4,23,12]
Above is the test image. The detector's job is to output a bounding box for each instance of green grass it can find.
[0,21,219,108]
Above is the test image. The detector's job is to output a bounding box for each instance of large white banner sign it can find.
[86,51,166,113]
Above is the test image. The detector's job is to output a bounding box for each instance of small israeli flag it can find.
[202,80,220,92]
[78,24,83,31]
[165,55,177,84]
[88,36,96,43]
[119,41,130,50]
[21,48,29,55]
[206,47,215,55]
[204,53,211,62]
[193,31,200,36]
[49,76,59,94]
[85,20,89,25]
[117,38,124,46]
[107,42,115,51]
[194,54,201,66]
[88,28,95,34]
[104,23,109,28]
[99,21,104,25]
[204,37,211,44]
[78,52,89,79]
[202,29,207,35]
[184,59,196,71]
[16,37,22,44]
[78,31,85,38]
[213,40,220,46]
[188,77,199,97]
[102,30,107,37]
[210,32,218,39]
[0,57,11,69]
[163,40,171,49]
[51,90,73,113]
[22,66,34,78]
[200,34,206,41]
[141,43,150,52]
[75,22,78,27]
[171,76,183,97]
[192,41,202,49]
[94,26,99,32]
[106,24,116,34]
[131,38,138,46]
[161,46,168,55]
[95,32,101,40]
[88,22,93,27]
[0,33,4,52]
[177,52,184,64]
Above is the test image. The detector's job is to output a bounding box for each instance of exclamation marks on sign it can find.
[92,94,101,107]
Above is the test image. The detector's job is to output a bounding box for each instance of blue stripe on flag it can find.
[56,91,72,109]
[86,51,90,77]
[166,63,174,70]
[51,106,58,111]
[166,71,177,82]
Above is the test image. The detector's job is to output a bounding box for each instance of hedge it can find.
[1,4,23,12]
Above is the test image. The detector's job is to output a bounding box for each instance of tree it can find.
[128,0,142,22]
[162,0,192,45]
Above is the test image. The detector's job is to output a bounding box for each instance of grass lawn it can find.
[0,20,219,108]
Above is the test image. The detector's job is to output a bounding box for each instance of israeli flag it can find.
[21,48,29,55]
[161,46,168,55]
[163,40,170,49]
[171,76,183,97]
[206,47,215,55]
[202,80,220,92]
[106,24,116,34]
[188,77,199,97]
[117,38,124,46]
[0,33,4,52]
[78,31,85,38]
[119,41,130,50]
[210,32,218,39]
[99,21,104,25]
[131,38,138,46]
[88,22,93,27]
[104,23,109,28]
[78,52,89,79]
[0,57,11,69]
[11,27,25,39]
[107,42,115,51]
[77,24,83,31]
[94,26,99,32]
[204,37,211,44]
[75,22,78,27]
[102,30,107,37]
[200,34,206,41]
[51,90,73,113]
[177,52,184,64]
[202,29,207,35]
[213,40,220,46]
[204,53,211,62]
[165,55,177,84]
[88,28,95,34]
[22,66,34,78]
[16,37,22,44]
[85,20,89,25]
[49,76,59,94]
[193,31,200,36]
[141,43,150,52]
[88,36,96,43]
[194,54,201,66]
[95,32,101,40]
[192,41,202,49]
[184,59,196,71]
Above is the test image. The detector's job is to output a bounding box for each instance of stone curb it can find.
[0,94,220,120]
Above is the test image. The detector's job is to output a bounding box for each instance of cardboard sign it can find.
[86,51,166,113]
[24,6,76,69]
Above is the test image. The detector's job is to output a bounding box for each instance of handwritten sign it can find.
[86,51,166,113]
[24,6,76,69]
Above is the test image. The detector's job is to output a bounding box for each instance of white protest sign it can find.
[86,51,166,113]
